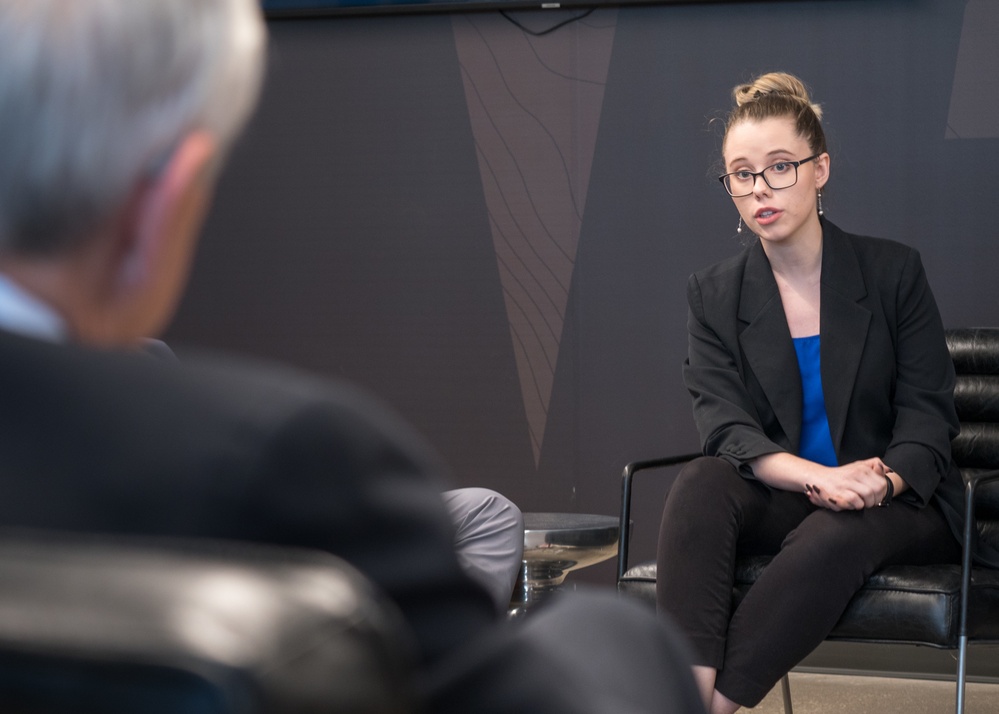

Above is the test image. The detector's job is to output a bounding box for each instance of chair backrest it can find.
[0,532,416,714]
[947,328,999,553]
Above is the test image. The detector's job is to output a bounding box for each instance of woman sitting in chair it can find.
[657,71,964,714]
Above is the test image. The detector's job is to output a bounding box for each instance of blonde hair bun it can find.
[733,72,823,121]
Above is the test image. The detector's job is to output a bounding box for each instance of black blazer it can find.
[683,219,971,553]
[0,329,495,664]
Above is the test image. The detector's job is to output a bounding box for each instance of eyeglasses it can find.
[718,154,820,197]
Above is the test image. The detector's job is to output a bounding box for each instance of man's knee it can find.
[443,488,523,540]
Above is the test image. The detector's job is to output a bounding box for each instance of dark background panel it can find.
[166,0,998,586]
[170,15,541,507]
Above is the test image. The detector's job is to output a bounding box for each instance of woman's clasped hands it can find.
[804,458,893,511]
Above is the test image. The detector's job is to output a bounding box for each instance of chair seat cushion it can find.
[619,557,999,647]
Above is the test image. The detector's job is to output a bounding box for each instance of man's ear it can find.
[115,130,219,291]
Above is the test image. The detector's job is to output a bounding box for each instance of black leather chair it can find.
[0,532,416,713]
[617,327,999,714]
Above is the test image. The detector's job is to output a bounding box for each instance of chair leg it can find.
[955,634,968,714]
[780,673,793,714]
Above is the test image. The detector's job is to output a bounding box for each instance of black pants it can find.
[656,456,961,707]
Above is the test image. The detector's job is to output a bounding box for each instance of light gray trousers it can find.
[442,488,524,612]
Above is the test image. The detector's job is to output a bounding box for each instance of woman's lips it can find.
[755,208,782,226]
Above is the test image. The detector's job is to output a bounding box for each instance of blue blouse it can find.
[792,335,838,467]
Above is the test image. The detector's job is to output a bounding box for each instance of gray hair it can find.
[0,0,266,255]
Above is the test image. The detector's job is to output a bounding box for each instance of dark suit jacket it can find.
[0,329,709,714]
[682,219,971,554]
[0,329,495,665]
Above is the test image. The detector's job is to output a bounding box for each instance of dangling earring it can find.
[817,190,824,216]
[737,216,743,234]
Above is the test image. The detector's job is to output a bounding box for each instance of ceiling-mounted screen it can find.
[261,0,778,18]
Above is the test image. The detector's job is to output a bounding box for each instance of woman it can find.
[657,72,964,713]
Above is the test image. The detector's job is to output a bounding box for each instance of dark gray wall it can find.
[166,0,999,584]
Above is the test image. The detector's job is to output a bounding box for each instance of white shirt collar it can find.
[0,273,68,342]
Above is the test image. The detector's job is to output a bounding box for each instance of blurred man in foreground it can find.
[0,2,703,711]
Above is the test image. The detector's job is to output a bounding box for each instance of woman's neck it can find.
[761,219,823,283]
[763,218,824,338]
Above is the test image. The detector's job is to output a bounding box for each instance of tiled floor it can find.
[751,672,999,713]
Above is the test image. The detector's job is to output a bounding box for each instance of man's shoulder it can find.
[1,331,439,472]
[168,349,440,462]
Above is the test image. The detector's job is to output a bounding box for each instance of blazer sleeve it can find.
[683,272,786,473]
[881,247,959,506]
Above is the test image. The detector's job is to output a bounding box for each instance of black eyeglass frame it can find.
[718,154,821,197]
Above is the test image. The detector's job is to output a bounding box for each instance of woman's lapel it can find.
[819,223,872,455]
[737,241,803,451]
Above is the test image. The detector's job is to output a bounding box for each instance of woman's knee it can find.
[666,457,743,508]
[778,511,885,586]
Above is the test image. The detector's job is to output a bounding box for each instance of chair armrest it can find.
[962,467,999,490]
[618,453,700,580]
[959,468,999,639]
[960,467,999,567]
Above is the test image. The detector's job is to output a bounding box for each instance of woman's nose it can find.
[752,173,772,195]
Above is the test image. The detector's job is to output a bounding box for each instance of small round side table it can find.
[508,512,619,618]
